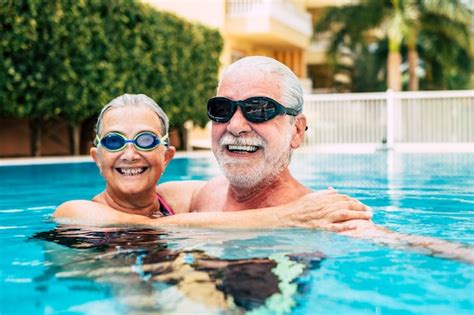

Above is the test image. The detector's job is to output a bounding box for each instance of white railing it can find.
[303,90,474,151]
[226,0,312,36]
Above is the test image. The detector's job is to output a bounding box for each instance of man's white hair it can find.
[219,56,304,113]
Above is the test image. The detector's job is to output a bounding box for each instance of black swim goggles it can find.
[94,131,168,152]
[207,96,299,123]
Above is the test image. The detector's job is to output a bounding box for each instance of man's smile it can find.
[227,144,259,153]
[220,133,265,155]
[115,167,149,176]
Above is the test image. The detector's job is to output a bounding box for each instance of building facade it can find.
[143,0,355,93]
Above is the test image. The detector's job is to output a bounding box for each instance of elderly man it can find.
[158,56,364,216]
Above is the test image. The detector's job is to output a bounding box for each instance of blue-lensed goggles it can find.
[95,132,168,152]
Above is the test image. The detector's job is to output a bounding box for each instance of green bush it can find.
[0,0,223,155]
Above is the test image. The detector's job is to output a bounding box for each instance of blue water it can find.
[0,152,473,314]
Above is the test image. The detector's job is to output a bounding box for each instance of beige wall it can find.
[304,0,356,8]
[142,0,350,92]
[222,38,306,78]
[145,0,311,80]
[225,19,310,49]
[142,0,226,30]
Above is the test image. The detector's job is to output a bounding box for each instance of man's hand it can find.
[278,190,373,232]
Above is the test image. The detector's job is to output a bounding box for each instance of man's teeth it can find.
[227,145,258,153]
[117,167,147,176]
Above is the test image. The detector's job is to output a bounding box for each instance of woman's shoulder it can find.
[53,199,113,224]
[55,200,99,214]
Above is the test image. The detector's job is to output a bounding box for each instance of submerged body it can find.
[3,153,473,314]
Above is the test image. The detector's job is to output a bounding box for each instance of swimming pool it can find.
[1,152,473,314]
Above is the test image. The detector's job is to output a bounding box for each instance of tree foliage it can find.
[315,0,473,91]
[0,0,222,155]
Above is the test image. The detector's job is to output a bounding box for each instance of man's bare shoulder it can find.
[191,176,228,212]
[198,176,228,192]
[157,180,206,195]
[157,181,207,214]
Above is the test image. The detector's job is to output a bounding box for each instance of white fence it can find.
[303,90,474,151]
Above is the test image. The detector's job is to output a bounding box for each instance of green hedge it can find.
[0,0,223,155]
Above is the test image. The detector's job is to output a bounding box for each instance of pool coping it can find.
[0,150,214,166]
[1,144,473,166]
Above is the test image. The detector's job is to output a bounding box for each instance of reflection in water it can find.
[32,227,325,314]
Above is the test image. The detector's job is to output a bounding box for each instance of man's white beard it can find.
[214,133,293,189]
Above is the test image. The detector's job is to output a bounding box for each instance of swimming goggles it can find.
[95,131,168,152]
[207,96,299,123]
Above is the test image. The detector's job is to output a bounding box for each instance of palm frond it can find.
[421,0,472,26]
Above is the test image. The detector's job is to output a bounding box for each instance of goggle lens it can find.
[207,96,298,123]
[211,99,233,119]
[135,133,156,149]
[102,133,126,151]
[244,98,277,122]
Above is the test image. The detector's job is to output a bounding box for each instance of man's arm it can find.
[54,190,372,231]
[141,190,371,231]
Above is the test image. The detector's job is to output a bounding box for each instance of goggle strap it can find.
[94,135,101,147]
[285,108,299,116]
[161,133,169,146]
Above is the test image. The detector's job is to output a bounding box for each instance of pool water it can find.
[0,152,473,314]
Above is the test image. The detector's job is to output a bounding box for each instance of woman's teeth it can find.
[116,167,147,176]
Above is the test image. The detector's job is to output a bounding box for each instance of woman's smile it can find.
[115,167,149,176]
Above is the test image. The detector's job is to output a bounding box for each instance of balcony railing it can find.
[226,0,312,37]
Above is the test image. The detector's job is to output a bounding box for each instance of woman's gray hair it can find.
[95,94,169,136]
[219,56,304,113]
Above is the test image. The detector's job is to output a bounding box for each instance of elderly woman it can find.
[54,93,366,229]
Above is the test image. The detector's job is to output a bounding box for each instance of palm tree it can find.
[315,0,472,91]
[417,0,473,90]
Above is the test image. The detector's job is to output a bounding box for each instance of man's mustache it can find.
[219,133,266,148]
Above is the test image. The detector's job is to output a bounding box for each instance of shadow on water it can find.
[32,226,325,314]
